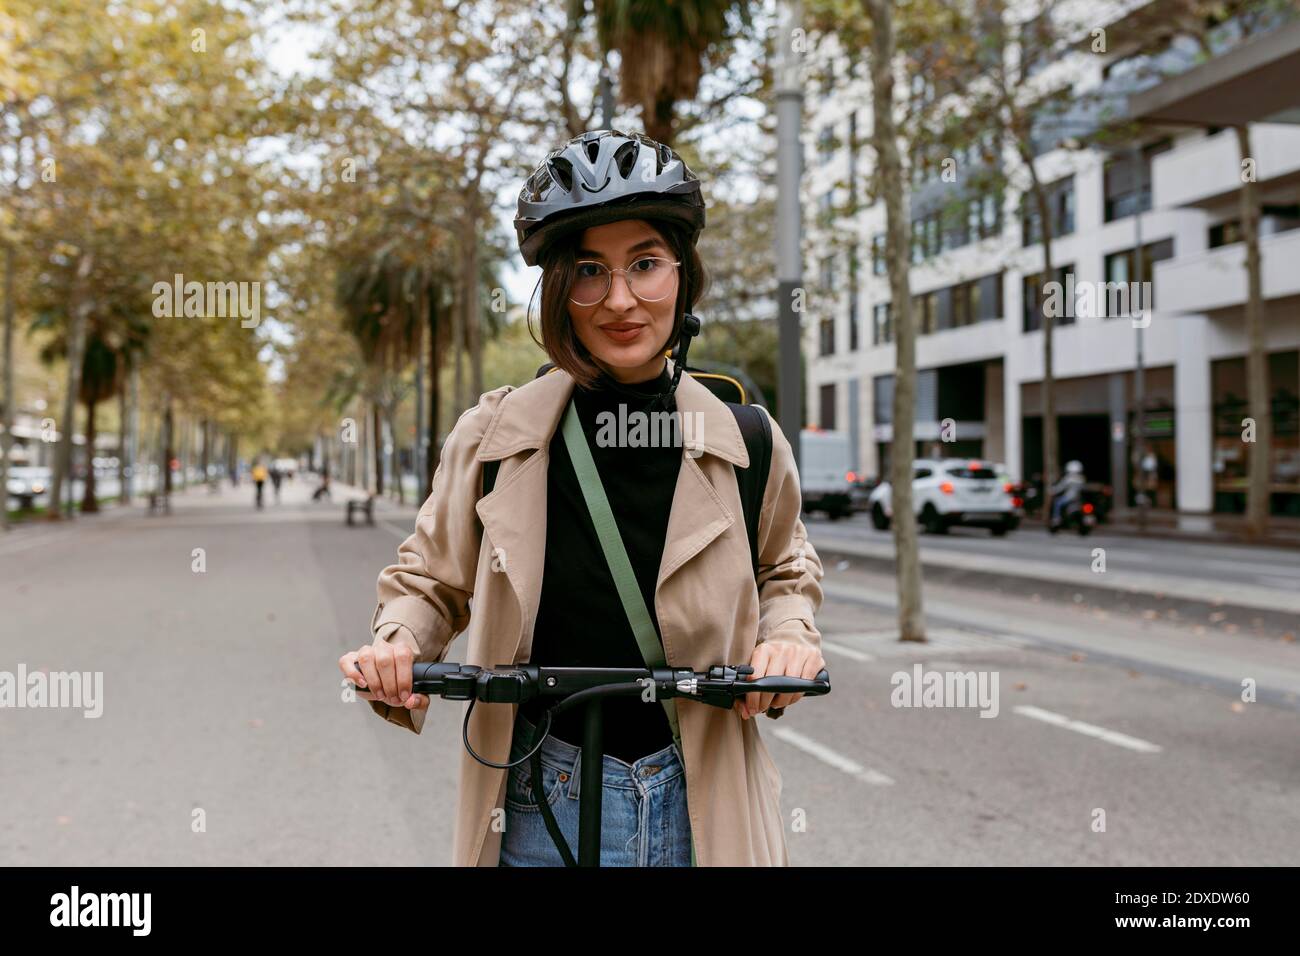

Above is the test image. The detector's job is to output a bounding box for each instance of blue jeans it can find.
[497,709,693,867]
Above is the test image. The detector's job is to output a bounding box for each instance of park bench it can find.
[147,492,171,516]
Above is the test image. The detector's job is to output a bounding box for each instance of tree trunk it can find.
[1,243,14,531]
[465,215,483,401]
[228,432,239,486]
[48,250,94,520]
[453,252,466,418]
[371,401,384,496]
[1236,124,1271,539]
[81,398,98,512]
[163,401,174,496]
[865,0,926,643]
[199,418,210,485]
[428,284,447,477]
[387,408,404,505]
[645,91,675,146]
[117,371,131,506]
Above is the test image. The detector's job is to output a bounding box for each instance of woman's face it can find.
[565,219,679,384]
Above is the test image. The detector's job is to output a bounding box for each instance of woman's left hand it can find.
[737,641,826,719]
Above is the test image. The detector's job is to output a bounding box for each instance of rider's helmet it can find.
[514,129,705,267]
[1066,460,1084,475]
[514,129,708,409]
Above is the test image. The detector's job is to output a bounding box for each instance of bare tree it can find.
[864,0,926,642]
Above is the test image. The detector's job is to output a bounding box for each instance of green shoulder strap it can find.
[560,397,697,867]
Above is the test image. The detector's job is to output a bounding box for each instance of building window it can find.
[873,374,893,425]
[873,302,893,345]
[951,272,1004,327]
[820,254,837,292]
[1103,140,1172,222]
[848,243,860,351]
[871,233,887,275]
[1209,203,1300,248]
[1022,264,1076,331]
[820,59,835,99]
[817,189,835,226]
[911,290,938,335]
[941,203,970,252]
[1021,176,1076,246]
[819,316,835,356]
[819,383,837,430]
[817,124,835,165]
[1102,240,1174,317]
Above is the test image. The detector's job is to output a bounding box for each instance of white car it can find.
[867,458,1019,536]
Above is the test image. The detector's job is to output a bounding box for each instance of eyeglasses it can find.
[570,256,680,307]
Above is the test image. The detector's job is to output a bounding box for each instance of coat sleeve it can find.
[366,387,512,734]
[752,406,824,657]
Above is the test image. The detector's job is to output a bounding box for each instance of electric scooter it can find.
[406,661,831,867]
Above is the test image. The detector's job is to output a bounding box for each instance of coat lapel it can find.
[473,369,574,662]
[655,371,751,591]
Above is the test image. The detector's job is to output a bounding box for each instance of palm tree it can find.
[586,0,757,145]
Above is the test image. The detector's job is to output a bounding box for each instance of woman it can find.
[338,129,824,866]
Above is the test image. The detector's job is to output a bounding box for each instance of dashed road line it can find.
[769,727,896,786]
[1012,705,1163,753]
[819,639,875,662]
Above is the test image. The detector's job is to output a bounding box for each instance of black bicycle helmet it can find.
[514,128,706,268]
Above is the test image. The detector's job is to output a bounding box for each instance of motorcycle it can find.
[1049,490,1099,536]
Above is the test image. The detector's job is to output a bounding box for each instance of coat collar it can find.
[474,360,751,467]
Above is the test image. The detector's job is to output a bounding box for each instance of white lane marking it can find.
[1012,705,1163,753]
[1258,575,1300,589]
[819,639,875,662]
[770,727,896,786]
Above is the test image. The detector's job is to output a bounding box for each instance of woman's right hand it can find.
[338,642,430,712]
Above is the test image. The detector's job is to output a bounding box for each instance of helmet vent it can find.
[614,140,638,179]
[585,137,600,164]
[548,157,574,193]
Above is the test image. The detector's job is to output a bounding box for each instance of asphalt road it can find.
[1,480,1296,866]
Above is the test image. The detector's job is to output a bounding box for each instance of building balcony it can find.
[1152,125,1300,210]
[1156,227,1300,314]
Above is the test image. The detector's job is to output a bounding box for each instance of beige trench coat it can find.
[365,365,824,866]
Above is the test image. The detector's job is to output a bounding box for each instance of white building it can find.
[804,0,1300,517]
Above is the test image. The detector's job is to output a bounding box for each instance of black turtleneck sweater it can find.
[518,362,680,763]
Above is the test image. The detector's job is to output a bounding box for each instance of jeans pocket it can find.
[504,759,569,813]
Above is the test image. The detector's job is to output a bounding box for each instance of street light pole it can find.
[1132,142,1148,531]
[775,0,804,468]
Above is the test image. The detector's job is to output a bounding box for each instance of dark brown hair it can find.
[528,216,710,388]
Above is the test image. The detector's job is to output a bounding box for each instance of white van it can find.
[799,428,854,520]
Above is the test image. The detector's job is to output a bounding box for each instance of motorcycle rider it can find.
[1050,460,1086,526]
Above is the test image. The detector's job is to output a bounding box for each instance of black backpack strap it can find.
[481,459,500,497]
[726,403,773,579]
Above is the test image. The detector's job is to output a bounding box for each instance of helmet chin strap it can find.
[645,312,701,415]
